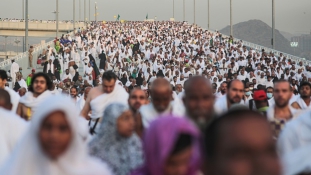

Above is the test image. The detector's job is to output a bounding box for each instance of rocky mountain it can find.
[220,19,300,57]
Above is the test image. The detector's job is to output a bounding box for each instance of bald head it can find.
[18,87,26,97]
[151,78,172,92]
[183,76,215,132]
[184,76,212,96]
[150,78,172,112]
[0,89,12,110]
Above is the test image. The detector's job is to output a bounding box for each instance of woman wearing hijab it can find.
[89,54,100,77]
[120,73,128,86]
[99,50,107,70]
[135,73,144,86]
[0,95,112,175]
[89,103,143,175]
[131,115,202,175]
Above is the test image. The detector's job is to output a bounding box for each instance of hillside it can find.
[220,20,300,57]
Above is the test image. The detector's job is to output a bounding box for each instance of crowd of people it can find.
[0,21,311,175]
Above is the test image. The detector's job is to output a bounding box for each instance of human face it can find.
[228,81,244,104]
[300,85,311,98]
[183,81,215,124]
[128,89,147,113]
[33,76,48,95]
[274,82,291,108]
[18,88,26,97]
[102,79,116,93]
[221,83,227,94]
[70,88,77,98]
[176,84,182,93]
[39,111,72,160]
[209,117,281,175]
[116,110,135,137]
[0,78,7,89]
[164,147,193,175]
[151,87,172,112]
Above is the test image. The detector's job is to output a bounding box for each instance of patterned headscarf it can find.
[89,103,144,175]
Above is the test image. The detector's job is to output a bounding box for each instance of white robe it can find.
[18,79,28,90]
[46,63,54,74]
[89,83,129,119]
[19,90,52,116]
[214,95,245,115]
[4,87,20,113]
[0,95,112,175]
[0,108,28,166]
[10,62,19,86]
[139,101,183,129]
[282,144,311,175]
[277,110,311,156]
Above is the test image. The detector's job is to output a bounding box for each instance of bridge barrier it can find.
[0,40,55,77]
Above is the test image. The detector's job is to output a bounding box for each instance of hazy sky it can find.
[0,0,310,35]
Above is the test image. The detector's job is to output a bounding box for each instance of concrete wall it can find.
[0,21,86,37]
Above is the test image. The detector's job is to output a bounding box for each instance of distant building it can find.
[291,33,311,52]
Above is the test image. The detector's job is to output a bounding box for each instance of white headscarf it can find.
[0,95,112,175]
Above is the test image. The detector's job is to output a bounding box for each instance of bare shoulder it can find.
[291,102,301,109]
[89,86,103,100]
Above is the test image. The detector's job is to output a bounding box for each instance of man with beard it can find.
[267,80,299,138]
[183,76,215,133]
[17,72,53,120]
[291,82,311,109]
[138,78,183,128]
[128,88,148,138]
[216,82,227,98]
[214,80,245,115]
[70,86,79,103]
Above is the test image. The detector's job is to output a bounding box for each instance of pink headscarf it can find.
[131,115,202,175]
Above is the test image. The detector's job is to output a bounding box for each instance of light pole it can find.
[79,0,81,22]
[95,2,98,22]
[4,36,8,59]
[272,0,275,49]
[73,0,76,32]
[194,0,196,24]
[89,0,91,22]
[25,0,28,53]
[155,16,157,21]
[14,38,21,55]
[183,0,185,21]
[22,0,25,52]
[56,0,59,37]
[230,0,233,36]
[207,0,210,30]
[173,0,175,19]
[84,0,86,24]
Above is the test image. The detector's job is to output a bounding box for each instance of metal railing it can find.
[207,28,311,65]
[0,40,55,76]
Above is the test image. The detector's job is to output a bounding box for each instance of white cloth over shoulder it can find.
[294,96,311,110]
[282,144,311,175]
[214,95,245,116]
[0,95,112,175]
[4,87,20,113]
[277,110,311,156]
[139,102,184,128]
[0,108,28,166]
[19,90,52,114]
[90,82,129,119]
